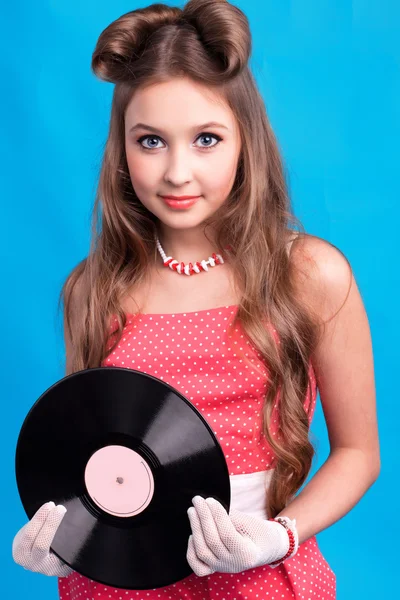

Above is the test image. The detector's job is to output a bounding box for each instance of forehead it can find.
[125,77,236,131]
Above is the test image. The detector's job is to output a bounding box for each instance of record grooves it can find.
[15,367,230,589]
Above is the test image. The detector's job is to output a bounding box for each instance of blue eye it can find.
[138,136,163,150]
[136,132,223,151]
[195,134,222,149]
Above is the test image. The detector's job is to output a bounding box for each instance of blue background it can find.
[2,1,398,597]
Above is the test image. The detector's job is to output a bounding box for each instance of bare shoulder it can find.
[289,232,354,324]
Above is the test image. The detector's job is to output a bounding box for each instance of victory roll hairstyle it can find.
[59,0,351,516]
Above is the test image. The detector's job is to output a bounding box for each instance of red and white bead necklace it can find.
[155,235,228,275]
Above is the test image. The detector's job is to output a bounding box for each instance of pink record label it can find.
[84,445,155,517]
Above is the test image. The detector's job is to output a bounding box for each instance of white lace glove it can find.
[187,495,298,575]
[12,501,74,577]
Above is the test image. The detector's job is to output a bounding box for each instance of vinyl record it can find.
[15,367,231,589]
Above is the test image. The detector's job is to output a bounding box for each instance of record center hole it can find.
[116,477,124,484]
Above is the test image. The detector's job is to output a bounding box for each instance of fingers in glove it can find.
[186,535,215,577]
[229,508,259,537]
[31,504,67,562]
[187,505,219,566]
[201,498,244,551]
[191,497,231,559]
[47,550,74,577]
[17,502,56,558]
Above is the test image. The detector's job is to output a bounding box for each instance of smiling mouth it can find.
[160,196,201,209]
[160,195,201,200]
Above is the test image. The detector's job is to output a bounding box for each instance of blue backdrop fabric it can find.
[2,1,398,598]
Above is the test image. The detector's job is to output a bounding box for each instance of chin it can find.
[159,217,207,230]
[154,206,208,223]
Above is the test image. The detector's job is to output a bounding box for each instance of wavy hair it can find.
[59,0,350,517]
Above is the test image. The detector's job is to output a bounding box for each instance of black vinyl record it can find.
[15,367,231,589]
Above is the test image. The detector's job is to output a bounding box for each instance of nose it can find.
[163,146,193,186]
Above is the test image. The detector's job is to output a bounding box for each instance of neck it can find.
[155,229,220,265]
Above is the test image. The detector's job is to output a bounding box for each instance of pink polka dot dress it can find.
[58,305,336,599]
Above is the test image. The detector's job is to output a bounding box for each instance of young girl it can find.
[12,1,380,598]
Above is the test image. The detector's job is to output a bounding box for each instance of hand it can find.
[187,496,294,575]
[12,501,73,577]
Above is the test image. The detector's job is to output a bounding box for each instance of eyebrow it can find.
[128,121,230,134]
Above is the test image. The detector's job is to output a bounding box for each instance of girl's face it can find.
[124,77,242,232]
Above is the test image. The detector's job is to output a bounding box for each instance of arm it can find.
[186,235,380,576]
[276,236,380,544]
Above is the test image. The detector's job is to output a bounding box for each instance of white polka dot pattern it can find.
[58,305,336,599]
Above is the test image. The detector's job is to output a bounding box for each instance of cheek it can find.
[125,150,159,192]
[202,150,239,196]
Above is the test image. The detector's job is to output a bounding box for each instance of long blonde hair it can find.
[59,0,350,516]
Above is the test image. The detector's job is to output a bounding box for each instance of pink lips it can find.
[160,196,201,209]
